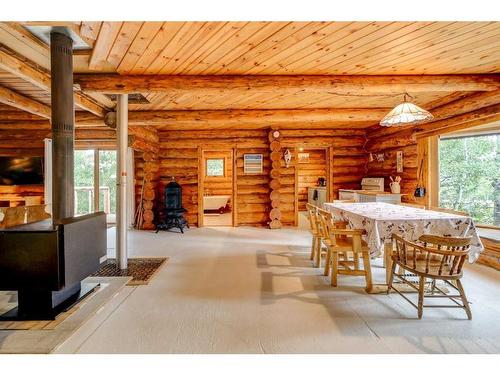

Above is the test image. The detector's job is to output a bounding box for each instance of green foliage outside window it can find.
[206,158,224,177]
[74,150,116,215]
[439,134,500,225]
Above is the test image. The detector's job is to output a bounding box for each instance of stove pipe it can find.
[50,30,75,223]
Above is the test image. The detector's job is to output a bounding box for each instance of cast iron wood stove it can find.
[156,179,189,233]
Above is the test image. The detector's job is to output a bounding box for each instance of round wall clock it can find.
[272,130,280,139]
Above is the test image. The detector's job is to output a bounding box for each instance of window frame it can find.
[433,131,500,228]
[205,158,226,178]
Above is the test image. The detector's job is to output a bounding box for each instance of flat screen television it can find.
[0,156,44,185]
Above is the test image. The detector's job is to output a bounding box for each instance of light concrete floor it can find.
[203,212,233,226]
[57,225,500,354]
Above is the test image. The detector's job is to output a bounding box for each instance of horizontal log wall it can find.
[280,129,368,200]
[476,237,500,271]
[156,127,369,227]
[297,148,327,211]
[365,127,420,203]
[158,129,270,227]
[237,146,270,227]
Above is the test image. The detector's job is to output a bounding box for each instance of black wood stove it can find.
[156,179,189,233]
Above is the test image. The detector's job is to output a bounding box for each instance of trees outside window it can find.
[439,133,500,225]
[74,149,116,217]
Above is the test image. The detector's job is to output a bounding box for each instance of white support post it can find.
[94,149,100,212]
[116,94,128,270]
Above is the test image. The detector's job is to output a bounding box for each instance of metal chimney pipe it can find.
[50,30,75,223]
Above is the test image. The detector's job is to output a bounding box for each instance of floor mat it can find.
[92,258,168,285]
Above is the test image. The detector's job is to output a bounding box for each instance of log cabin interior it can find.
[1,12,500,356]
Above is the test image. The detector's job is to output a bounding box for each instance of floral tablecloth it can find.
[323,202,483,262]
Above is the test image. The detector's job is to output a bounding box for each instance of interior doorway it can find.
[296,147,329,212]
[200,149,234,227]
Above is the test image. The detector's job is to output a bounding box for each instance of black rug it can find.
[92,258,168,285]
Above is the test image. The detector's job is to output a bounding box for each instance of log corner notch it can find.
[139,151,159,230]
[129,126,160,230]
[269,129,282,229]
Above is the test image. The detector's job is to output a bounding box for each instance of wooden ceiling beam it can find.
[431,89,500,120]
[74,74,500,94]
[0,45,109,117]
[414,103,500,138]
[368,89,500,139]
[0,111,107,128]
[103,108,389,127]
[0,84,51,118]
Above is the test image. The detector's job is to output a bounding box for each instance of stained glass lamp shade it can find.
[380,97,434,127]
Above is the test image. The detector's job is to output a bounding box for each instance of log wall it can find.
[157,129,270,227]
[296,148,327,211]
[155,127,368,227]
[365,127,420,203]
[0,128,46,205]
[280,129,368,200]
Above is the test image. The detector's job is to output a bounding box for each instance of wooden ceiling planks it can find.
[116,22,165,74]
[0,68,51,106]
[1,21,499,125]
[89,22,124,70]
[354,22,496,74]
[128,22,185,74]
[2,21,499,76]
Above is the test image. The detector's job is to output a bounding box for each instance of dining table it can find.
[323,202,484,292]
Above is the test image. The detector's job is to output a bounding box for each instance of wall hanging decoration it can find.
[298,152,310,163]
[396,151,403,173]
[283,149,292,168]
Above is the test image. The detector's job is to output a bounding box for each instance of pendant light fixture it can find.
[380,93,433,127]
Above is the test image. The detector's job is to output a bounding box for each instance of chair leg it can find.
[362,251,373,293]
[455,279,472,320]
[314,240,322,268]
[387,259,397,294]
[331,252,338,287]
[324,247,332,276]
[418,276,425,319]
[353,252,360,270]
[310,236,316,260]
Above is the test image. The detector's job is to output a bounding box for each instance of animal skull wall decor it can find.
[283,148,292,168]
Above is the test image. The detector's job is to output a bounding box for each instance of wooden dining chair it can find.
[388,234,472,319]
[399,202,426,209]
[429,206,468,216]
[306,203,326,268]
[317,208,373,292]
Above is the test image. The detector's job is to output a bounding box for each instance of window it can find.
[74,149,116,222]
[206,158,224,177]
[439,133,500,225]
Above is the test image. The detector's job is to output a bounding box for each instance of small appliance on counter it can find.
[338,177,403,204]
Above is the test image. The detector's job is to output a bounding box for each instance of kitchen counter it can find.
[356,191,403,203]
